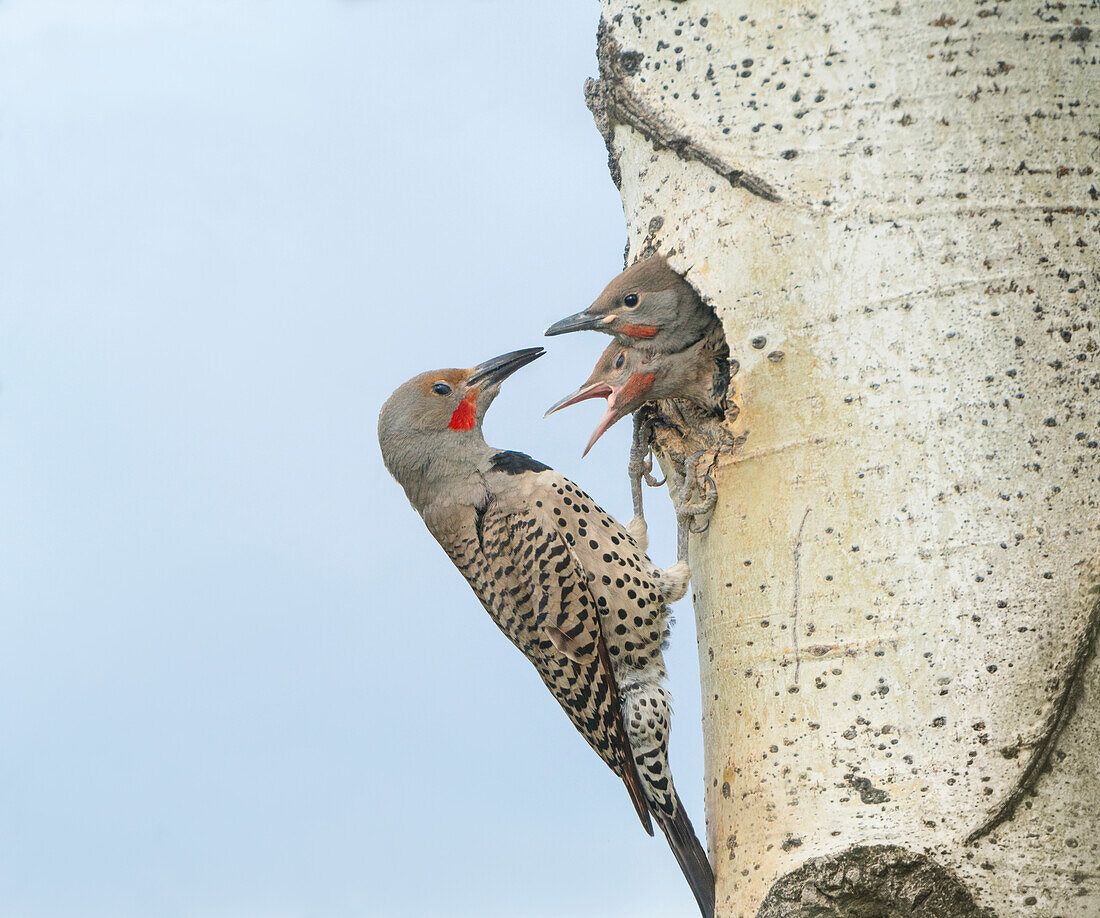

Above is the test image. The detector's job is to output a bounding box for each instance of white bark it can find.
[591,2,1100,916]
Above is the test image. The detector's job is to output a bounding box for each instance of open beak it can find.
[545,379,629,458]
[579,398,628,457]
[467,347,545,389]
[549,370,657,456]
[544,381,613,417]
[544,310,612,337]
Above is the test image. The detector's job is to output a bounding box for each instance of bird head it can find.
[544,341,657,456]
[379,347,544,497]
[544,255,710,353]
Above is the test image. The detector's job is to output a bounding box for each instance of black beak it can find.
[467,347,545,388]
[544,310,609,337]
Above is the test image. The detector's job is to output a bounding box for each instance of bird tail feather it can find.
[655,790,715,918]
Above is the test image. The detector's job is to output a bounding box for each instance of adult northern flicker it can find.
[544,254,718,356]
[378,347,714,918]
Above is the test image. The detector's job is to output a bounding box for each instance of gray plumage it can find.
[545,254,719,356]
[378,348,714,918]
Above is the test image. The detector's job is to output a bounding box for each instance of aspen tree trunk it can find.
[587,2,1100,916]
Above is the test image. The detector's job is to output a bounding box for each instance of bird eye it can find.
[623,293,639,308]
[614,353,625,369]
[432,382,452,396]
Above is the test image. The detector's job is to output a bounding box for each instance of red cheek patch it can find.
[620,323,658,339]
[621,372,657,404]
[448,391,478,430]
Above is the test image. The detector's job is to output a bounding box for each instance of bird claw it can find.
[627,413,657,540]
[643,463,666,489]
[627,416,718,564]
[627,448,651,479]
[630,450,661,485]
[673,451,719,559]
[686,469,718,533]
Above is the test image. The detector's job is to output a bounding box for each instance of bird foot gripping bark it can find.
[628,409,692,602]
[627,409,666,553]
[630,411,718,570]
[674,451,718,563]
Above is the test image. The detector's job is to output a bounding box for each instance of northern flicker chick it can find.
[378,348,713,918]
[544,254,717,355]
[546,325,727,560]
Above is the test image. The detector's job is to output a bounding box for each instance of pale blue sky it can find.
[0,3,705,916]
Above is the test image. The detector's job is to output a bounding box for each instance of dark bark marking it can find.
[639,215,665,258]
[792,508,811,682]
[844,772,891,804]
[965,570,1100,844]
[585,20,781,203]
[756,845,996,918]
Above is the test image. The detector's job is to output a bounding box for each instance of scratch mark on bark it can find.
[727,436,830,466]
[585,20,781,203]
[965,568,1100,845]
[792,508,811,682]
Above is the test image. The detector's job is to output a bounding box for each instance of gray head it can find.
[544,255,714,354]
[379,347,544,508]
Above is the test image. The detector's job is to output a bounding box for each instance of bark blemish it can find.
[844,772,892,804]
[792,508,811,682]
[639,215,666,257]
[965,564,1100,844]
[780,834,803,851]
[586,20,781,202]
[756,845,996,918]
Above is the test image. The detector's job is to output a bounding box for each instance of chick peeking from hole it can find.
[545,254,732,562]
